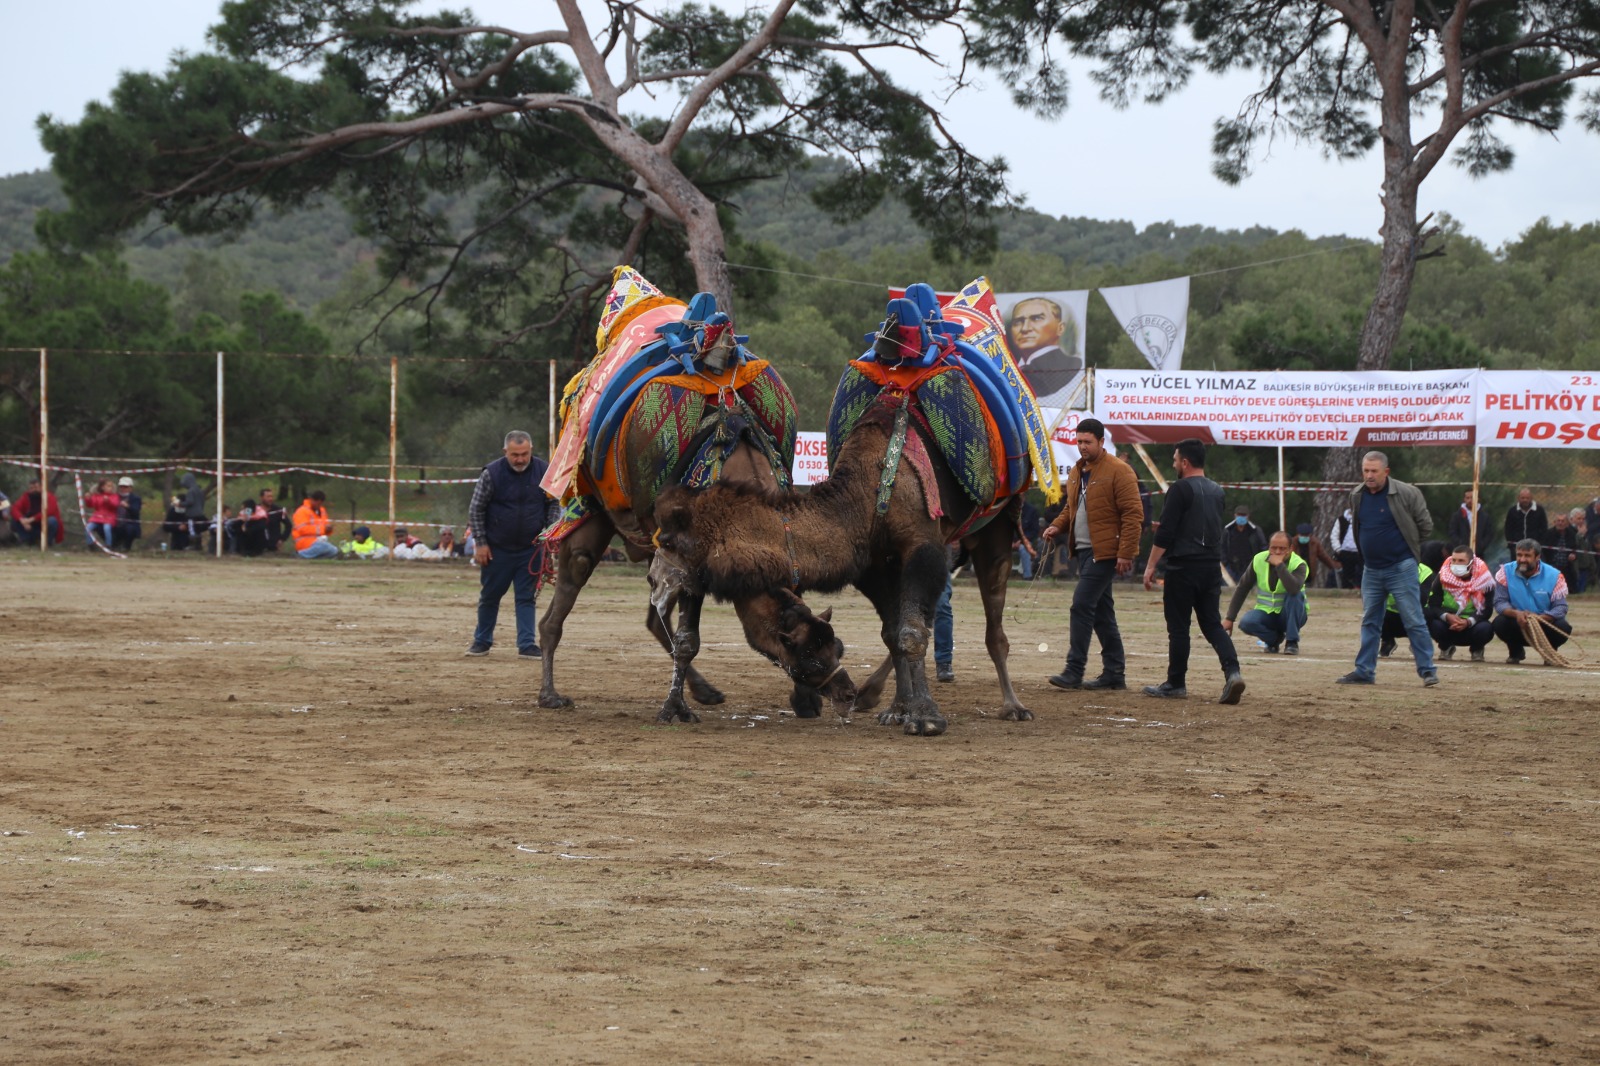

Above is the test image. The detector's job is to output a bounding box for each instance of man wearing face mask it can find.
[1425,546,1494,661]
[1492,538,1572,663]
[1222,505,1267,582]
[1293,522,1339,588]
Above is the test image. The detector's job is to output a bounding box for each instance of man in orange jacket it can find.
[1041,418,1144,691]
[292,490,339,559]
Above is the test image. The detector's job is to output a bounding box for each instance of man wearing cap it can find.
[111,477,144,552]
[1222,505,1267,582]
[292,490,340,559]
[344,526,388,559]
[465,430,559,658]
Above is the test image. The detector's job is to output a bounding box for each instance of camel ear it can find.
[817,607,833,623]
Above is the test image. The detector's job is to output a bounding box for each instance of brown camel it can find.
[537,415,854,724]
[655,418,1031,737]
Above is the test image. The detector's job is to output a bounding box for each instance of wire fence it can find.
[5,349,1599,573]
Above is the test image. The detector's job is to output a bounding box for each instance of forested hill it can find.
[731,162,1304,266]
[0,165,1321,310]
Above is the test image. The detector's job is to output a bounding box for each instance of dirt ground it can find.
[3,553,1598,1065]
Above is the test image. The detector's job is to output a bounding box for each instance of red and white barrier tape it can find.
[71,472,128,559]
[3,457,477,485]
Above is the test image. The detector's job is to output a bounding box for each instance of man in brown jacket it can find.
[1041,418,1145,690]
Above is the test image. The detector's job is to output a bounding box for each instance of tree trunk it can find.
[1312,75,1421,540]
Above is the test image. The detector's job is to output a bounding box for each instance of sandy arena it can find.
[3,555,1598,1064]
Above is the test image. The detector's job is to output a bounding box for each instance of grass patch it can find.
[63,950,106,963]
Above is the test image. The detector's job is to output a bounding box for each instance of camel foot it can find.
[1000,703,1035,722]
[876,707,906,727]
[656,694,701,724]
[689,678,726,706]
[898,695,946,736]
[539,692,574,710]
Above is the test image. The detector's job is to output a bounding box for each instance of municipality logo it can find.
[1125,314,1179,364]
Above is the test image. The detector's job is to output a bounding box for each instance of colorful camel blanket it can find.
[885,277,1062,505]
[597,361,797,513]
[827,360,1005,512]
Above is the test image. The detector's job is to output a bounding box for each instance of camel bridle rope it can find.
[1520,614,1585,668]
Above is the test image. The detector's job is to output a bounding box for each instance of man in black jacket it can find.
[1141,439,1244,704]
[1222,505,1267,582]
[1504,487,1547,558]
[465,430,559,658]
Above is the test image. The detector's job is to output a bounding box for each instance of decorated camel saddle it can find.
[826,277,1061,535]
[541,267,797,546]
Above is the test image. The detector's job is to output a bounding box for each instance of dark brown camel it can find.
[537,421,854,724]
[655,419,1031,736]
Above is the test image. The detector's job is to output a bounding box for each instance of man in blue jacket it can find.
[465,431,559,658]
[1492,538,1573,663]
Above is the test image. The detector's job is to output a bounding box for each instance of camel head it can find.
[766,588,856,710]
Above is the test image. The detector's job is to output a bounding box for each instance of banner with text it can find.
[1476,369,1600,448]
[1095,369,1478,447]
[793,431,829,486]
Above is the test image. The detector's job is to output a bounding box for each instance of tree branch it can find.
[659,0,801,154]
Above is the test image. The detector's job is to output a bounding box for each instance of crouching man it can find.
[1425,546,1494,662]
[1224,531,1309,655]
[1492,538,1572,664]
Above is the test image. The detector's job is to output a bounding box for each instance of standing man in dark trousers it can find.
[1141,439,1245,703]
[1041,418,1144,691]
[465,430,559,658]
[1337,451,1439,687]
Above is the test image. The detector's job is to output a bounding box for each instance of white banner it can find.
[1095,368,1478,447]
[792,431,829,486]
[1098,277,1190,371]
[997,290,1090,409]
[1477,370,1600,448]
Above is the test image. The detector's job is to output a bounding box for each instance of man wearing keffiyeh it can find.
[1424,546,1495,662]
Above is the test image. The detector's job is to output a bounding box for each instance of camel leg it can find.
[852,570,911,725]
[892,543,948,736]
[656,589,705,724]
[645,596,724,705]
[966,520,1033,721]
[536,515,613,709]
[849,656,894,712]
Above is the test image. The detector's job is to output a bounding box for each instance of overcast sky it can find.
[5,0,1597,249]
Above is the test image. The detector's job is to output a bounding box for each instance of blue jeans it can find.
[934,575,953,667]
[475,545,540,651]
[1238,593,1307,647]
[1017,544,1034,580]
[14,517,61,545]
[1356,558,1435,680]
[87,521,115,547]
[1065,556,1126,680]
[297,538,341,559]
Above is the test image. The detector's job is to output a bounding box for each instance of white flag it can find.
[1098,277,1190,371]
